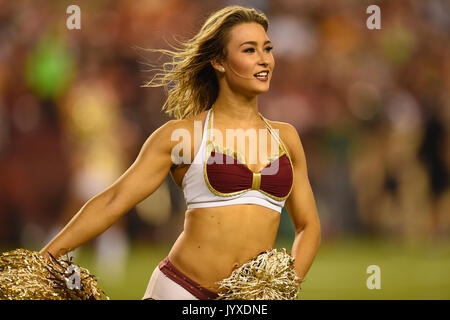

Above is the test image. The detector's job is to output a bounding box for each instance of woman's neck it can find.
[212,95,260,124]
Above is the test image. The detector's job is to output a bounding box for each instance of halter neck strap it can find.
[207,107,288,156]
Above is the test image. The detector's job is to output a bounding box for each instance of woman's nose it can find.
[258,52,269,66]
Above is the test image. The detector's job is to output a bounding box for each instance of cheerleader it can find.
[40,5,321,300]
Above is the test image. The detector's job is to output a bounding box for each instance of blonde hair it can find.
[142,5,269,120]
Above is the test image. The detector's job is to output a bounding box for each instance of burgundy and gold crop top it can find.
[181,108,294,213]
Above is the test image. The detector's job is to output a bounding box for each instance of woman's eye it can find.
[244,47,273,53]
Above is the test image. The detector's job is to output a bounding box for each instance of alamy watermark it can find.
[64,264,81,290]
[66,5,81,30]
[366,5,381,30]
[170,121,282,175]
[366,265,381,289]
[66,5,381,31]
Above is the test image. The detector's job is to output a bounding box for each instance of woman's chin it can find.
[254,85,270,94]
[251,81,271,92]
[236,84,271,97]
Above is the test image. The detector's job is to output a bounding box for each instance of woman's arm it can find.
[281,123,321,283]
[40,120,183,259]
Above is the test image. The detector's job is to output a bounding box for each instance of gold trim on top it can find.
[204,110,250,197]
[258,113,295,199]
[203,108,294,201]
[208,109,286,171]
[208,141,247,166]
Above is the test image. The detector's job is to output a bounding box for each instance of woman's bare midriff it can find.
[167,204,281,293]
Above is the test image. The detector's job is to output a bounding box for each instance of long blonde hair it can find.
[142,5,269,120]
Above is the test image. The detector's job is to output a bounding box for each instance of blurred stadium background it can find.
[0,0,449,299]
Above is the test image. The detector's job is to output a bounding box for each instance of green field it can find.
[66,236,450,300]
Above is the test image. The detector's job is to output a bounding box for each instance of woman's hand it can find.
[39,249,51,262]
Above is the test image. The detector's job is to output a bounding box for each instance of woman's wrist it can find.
[39,243,70,260]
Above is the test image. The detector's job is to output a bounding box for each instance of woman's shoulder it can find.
[152,110,210,151]
[160,109,210,132]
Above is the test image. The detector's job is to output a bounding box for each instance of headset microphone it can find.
[224,61,264,80]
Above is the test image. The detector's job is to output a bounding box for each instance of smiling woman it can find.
[39,5,321,300]
[211,22,274,93]
[141,5,273,120]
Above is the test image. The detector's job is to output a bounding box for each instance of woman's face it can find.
[217,22,275,97]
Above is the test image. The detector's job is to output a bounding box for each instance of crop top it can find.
[181,108,294,213]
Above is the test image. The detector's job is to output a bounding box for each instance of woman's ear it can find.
[211,59,225,73]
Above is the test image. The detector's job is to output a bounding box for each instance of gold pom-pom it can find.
[215,248,300,300]
[0,248,109,300]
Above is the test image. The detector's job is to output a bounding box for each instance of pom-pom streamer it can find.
[0,248,109,300]
[215,248,300,300]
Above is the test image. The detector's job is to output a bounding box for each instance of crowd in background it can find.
[0,0,448,261]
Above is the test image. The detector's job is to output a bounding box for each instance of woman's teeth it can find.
[254,72,268,79]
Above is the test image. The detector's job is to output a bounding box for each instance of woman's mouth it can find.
[254,71,269,81]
